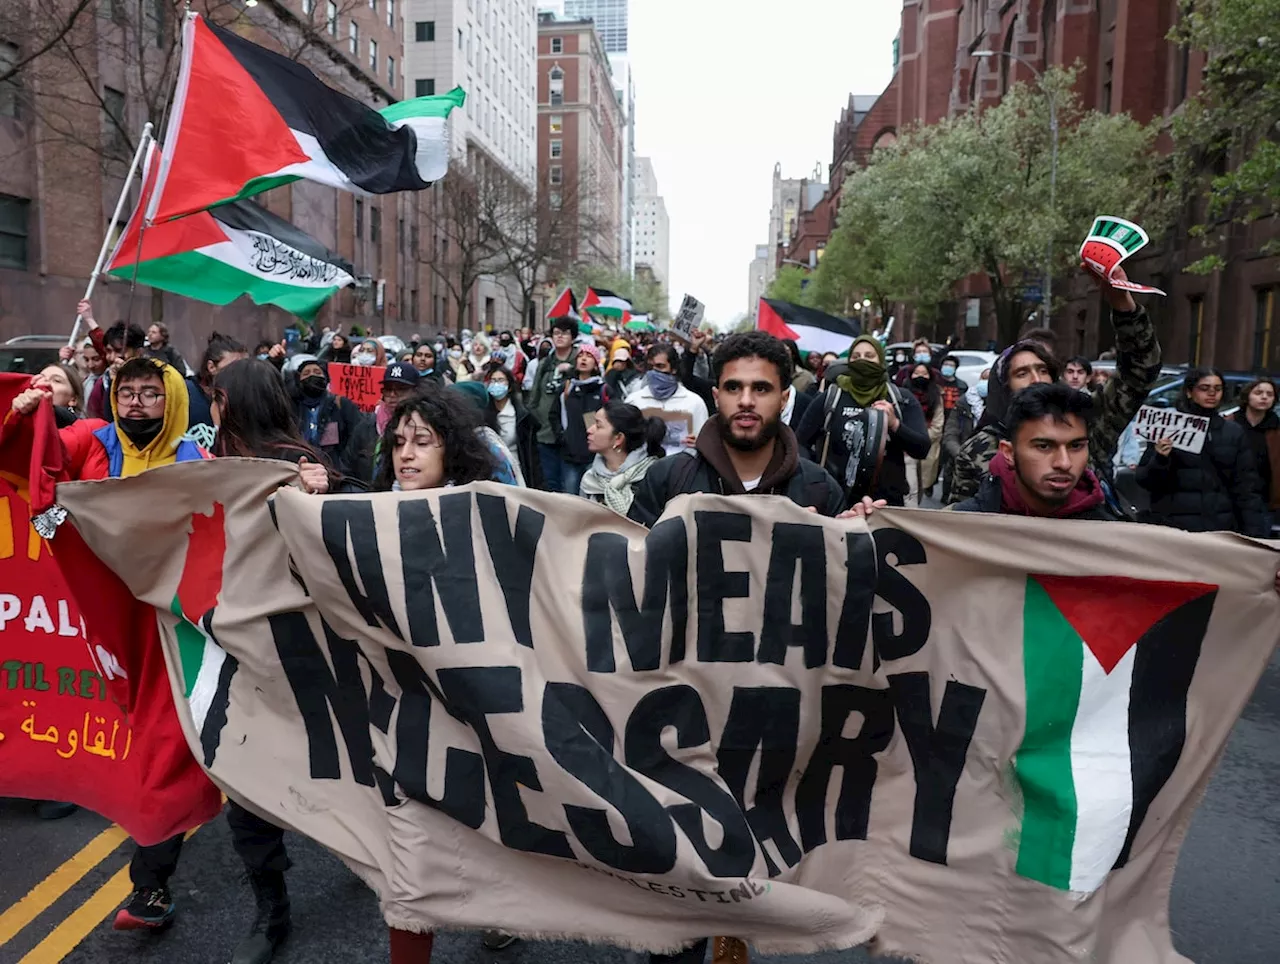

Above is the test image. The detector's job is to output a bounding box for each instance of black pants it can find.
[651,940,708,964]
[129,803,289,890]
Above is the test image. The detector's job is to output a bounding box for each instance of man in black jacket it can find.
[629,330,843,528]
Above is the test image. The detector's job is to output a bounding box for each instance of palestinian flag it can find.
[1014,574,1218,893]
[110,143,354,320]
[582,287,631,318]
[147,14,465,223]
[757,298,860,356]
[169,504,238,767]
[546,286,580,321]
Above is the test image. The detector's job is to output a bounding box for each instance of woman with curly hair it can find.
[373,383,497,491]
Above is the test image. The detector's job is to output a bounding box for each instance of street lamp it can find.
[973,49,1058,323]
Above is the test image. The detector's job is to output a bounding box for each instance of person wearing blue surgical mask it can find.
[481,362,540,485]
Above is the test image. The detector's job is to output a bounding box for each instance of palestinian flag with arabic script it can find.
[110,143,355,320]
[1014,574,1218,893]
[147,14,465,223]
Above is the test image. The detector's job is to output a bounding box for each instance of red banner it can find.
[328,362,382,414]
[0,376,222,843]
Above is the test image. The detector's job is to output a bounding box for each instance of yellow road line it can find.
[0,825,129,947]
[14,863,134,964]
[14,826,203,964]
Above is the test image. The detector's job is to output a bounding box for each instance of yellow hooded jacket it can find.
[90,360,207,479]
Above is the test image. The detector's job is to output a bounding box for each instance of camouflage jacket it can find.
[946,305,1161,503]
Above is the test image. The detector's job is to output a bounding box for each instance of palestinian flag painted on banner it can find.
[169,504,238,767]
[546,286,580,321]
[757,298,860,356]
[109,143,355,320]
[582,287,631,318]
[147,14,465,223]
[1014,574,1218,893]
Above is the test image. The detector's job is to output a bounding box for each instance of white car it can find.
[944,350,997,390]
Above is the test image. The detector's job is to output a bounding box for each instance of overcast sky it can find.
[628,1,904,328]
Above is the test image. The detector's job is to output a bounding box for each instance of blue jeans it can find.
[538,442,566,493]
[561,461,589,497]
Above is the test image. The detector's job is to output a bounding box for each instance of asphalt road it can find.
[3,648,1279,964]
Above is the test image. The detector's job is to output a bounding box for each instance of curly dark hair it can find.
[1006,381,1096,439]
[373,382,495,491]
[710,331,793,387]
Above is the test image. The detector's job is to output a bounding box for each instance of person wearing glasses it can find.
[1136,367,1269,536]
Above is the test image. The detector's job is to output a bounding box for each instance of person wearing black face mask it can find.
[290,356,368,479]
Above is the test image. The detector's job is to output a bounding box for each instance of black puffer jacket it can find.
[1135,405,1269,537]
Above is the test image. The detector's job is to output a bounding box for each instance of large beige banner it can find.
[54,459,1280,962]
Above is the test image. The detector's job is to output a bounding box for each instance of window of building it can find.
[410,225,419,257]
[549,165,562,185]
[0,41,19,118]
[355,198,363,240]
[301,0,314,14]
[415,78,434,97]
[145,0,165,47]
[550,139,561,159]
[551,37,562,53]
[549,114,562,134]
[1101,58,1113,114]
[458,27,463,50]
[415,20,434,42]
[326,0,337,34]
[0,194,29,269]
[549,65,563,106]
[411,288,419,322]
[103,86,127,154]
[1255,287,1275,371]
[368,0,375,10]
[370,205,381,244]
[349,20,358,55]
[369,38,378,71]
[1188,296,1204,366]
[387,54,395,86]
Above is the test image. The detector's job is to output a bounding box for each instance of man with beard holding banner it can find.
[630,330,842,964]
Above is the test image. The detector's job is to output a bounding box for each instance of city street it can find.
[2,649,1278,964]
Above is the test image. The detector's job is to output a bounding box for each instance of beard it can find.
[720,411,780,452]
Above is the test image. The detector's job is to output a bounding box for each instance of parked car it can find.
[945,350,998,389]
[0,335,66,375]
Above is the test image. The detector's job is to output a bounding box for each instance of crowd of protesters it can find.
[11,259,1278,964]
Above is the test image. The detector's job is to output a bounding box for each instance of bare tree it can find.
[419,161,505,332]
[485,166,612,328]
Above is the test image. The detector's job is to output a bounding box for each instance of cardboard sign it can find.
[1133,405,1209,454]
[667,294,705,343]
[1079,216,1166,295]
[328,362,382,413]
[641,408,693,455]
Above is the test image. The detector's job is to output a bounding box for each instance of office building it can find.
[632,156,668,289]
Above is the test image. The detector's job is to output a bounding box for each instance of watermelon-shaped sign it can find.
[1079,215,1165,295]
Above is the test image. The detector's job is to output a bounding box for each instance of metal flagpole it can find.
[67,121,154,348]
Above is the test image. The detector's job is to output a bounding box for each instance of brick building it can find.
[535,12,623,268]
[776,0,1279,370]
[0,0,451,365]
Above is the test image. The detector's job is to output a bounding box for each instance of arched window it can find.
[549,66,563,80]
[1042,0,1059,67]
[1001,20,1016,95]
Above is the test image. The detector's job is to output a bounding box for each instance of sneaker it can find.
[113,887,176,931]
[482,931,519,951]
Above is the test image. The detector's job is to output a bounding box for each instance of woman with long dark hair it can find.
[1228,376,1279,529]
[906,362,944,504]
[1136,367,1269,535]
[579,402,665,514]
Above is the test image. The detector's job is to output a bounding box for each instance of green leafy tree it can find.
[764,265,812,306]
[814,67,1164,346]
[1169,0,1280,272]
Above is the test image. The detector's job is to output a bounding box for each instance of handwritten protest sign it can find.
[1133,404,1209,454]
[641,407,693,454]
[328,362,382,413]
[53,461,1280,963]
[667,294,705,342]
